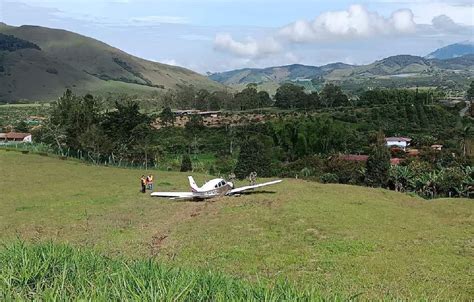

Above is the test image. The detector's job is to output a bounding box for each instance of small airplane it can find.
[151,176,282,200]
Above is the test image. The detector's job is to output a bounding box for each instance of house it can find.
[385,137,412,150]
[431,144,443,151]
[0,132,32,144]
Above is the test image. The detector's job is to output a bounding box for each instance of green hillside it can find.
[0,150,472,299]
[209,54,474,94]
[0,23,222,102]
[426,41,474,60]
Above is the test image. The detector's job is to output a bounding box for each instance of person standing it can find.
[147,174,154,191]
[140,175,146,193]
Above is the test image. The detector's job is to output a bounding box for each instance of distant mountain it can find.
[0,24,222,102]
[353,55,432,76]
[209,63,353,86]
[426,42,474,60]
[209,53,474,93]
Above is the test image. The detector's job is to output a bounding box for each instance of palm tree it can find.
[389,165,413,192]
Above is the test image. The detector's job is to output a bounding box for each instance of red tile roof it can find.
[0,132,31,139]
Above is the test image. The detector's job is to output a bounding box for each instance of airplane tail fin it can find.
[188,176,200,192]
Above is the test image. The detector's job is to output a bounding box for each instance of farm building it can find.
[385,137,411,150]
[0,132,32,144]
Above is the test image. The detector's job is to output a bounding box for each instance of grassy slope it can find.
[1,242,320,301]
[0,150,473,299]
[0,24,222,101]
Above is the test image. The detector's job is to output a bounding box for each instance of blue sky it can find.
[1,0,473,73]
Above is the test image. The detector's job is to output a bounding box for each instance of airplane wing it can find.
[150,192,195,199]
[228,180,282,195]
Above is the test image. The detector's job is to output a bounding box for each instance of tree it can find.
[131,123,155,169]
[14,120,29,132]
[365,131,391,187]
[78,125,113,164]
[320,84,349,108]
[257,91,272,108]
[48,90,102,150]
[467,81,474,101]
[159,107,175,127]
[180,154,193,172]
[274,83,307,109]
[467,81,474,117]
[175,85,196,109]
[234,136,273,179]
[102,100,151,146]
[195,89,211,111]
[234,84,259,110]
[185,114,204,135]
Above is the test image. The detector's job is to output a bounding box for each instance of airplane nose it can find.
[228,182,234,189]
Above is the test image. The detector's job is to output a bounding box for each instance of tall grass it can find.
[0,242,327,301]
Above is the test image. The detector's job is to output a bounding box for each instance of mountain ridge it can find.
[209,51,474,92]
[426,41,474,60]
[0,23,222,102]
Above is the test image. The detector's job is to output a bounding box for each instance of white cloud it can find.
[279,5,416,42]
[431,14,464,32]
[130,15,189,24]
[161,58,179,66]
[214,33,281,58]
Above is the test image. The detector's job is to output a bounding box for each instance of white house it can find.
[385,137,411,150]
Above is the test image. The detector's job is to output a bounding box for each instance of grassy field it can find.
[1,242,320,301]
[0,150,473,299]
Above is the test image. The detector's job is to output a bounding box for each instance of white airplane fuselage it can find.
[189,176,234,197]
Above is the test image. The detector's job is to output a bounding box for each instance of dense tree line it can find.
[31,86,472,198]
[357,88,438,106]
[35,90,154,165]
[274,83,349,109]
[0,33,41,52]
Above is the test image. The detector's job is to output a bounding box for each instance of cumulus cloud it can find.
[279,5,416,42]
[214,33,281,58]
[431,14,465,32]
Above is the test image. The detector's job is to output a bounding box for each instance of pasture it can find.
[0,150,472,299]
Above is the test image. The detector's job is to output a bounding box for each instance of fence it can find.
[0,143,214,173]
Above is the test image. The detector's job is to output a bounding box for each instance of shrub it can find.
[320,173,339,184]
[180,154,192,172]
